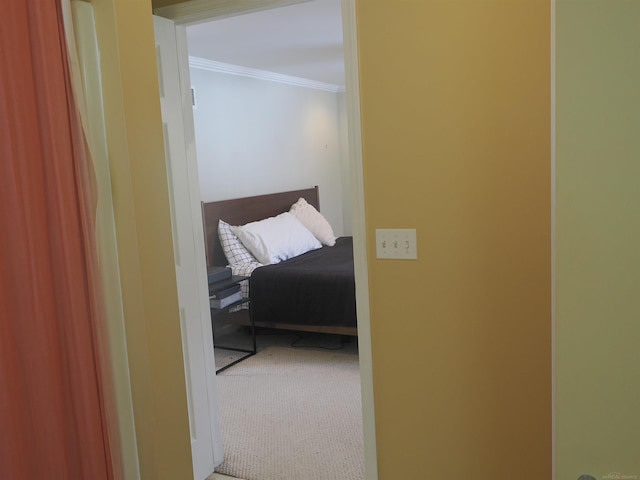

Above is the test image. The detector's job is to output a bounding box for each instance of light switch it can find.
[375,229,417,259]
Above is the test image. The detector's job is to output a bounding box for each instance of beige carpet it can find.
[214,345,364,480]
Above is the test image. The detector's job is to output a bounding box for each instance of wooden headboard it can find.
[201,186,319,267]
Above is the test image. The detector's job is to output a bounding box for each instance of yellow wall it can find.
[356,1,551,477]
[93,0,553,478]
[92,0,193,478]
[556,1,640,478]
[85,1,640,478]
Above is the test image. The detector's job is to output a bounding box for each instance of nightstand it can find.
[209,275,256,373]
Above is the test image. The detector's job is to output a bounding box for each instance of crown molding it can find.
[188,56,345,93]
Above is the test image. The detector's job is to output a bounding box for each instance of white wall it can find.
[190,67,348,236]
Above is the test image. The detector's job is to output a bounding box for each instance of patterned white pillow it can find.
[218,219,260,266]
[289,197,336,246]
[230,262,262,298]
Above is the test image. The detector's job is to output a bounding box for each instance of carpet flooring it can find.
[214,341,364,480]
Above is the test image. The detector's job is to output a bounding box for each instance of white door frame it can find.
[154,16,224,479]
[154,1,378,479]
[340,3,378,479]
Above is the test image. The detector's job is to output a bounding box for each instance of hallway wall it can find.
[355,1,552,477]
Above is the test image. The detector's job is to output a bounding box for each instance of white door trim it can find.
[154,1,378,478]
[174,22,225,470]
[340,2,378,478]
[154,16,223,478]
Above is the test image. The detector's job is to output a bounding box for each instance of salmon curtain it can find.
[0,1,121,479]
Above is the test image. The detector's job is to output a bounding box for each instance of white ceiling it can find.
[185,0,345,88]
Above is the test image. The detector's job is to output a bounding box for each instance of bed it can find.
[201,187,357,336]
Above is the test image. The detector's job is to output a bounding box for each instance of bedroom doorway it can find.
[154,1,376,479]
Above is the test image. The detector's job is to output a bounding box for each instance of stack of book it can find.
[207,266,232,284]
[209,283,243,309]
[208,266,243,309]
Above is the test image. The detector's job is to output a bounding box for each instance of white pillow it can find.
[218,219,261,266]
[289,197,336,246]
[231,212,321,265]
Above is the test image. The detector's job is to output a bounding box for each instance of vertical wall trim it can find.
[550,1,557,479]
[69,3,142,478]
[341,1,378,479]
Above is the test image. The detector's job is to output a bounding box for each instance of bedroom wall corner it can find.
[337,91,353,235]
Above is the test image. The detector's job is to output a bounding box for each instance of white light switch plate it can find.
[375,229,417,259]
